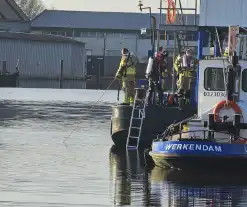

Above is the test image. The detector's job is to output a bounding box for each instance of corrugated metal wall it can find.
[200,0,247,27]
[0,39,85,79]
[74,34,138,56]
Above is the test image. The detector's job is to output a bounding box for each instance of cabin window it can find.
[242,69,247,92]
[204,67,225,91]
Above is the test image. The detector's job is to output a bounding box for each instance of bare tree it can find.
[15,0,45,19]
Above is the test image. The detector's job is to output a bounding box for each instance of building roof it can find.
[0,31,84,44]
[3,0,29,21]
[31,10,199,30]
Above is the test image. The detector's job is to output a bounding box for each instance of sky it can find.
[43,0,199,13]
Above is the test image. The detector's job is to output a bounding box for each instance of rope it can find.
[63,78,116,146]
[158,114,197,139]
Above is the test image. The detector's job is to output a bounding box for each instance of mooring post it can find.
[2,60,7,73]
[59,59,64,88]
[16,59,20,73]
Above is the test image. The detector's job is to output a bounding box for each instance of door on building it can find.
[86,56,104,89]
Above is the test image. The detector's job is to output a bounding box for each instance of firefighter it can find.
[146,49,167,105]
[174,48,198,101]
[115,48,137,105]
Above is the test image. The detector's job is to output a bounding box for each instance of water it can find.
[0,88,247,206]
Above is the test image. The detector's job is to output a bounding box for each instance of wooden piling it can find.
[2,60,7,73]
[59,60,64,88]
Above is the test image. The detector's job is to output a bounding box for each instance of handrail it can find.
[157,129,244,141]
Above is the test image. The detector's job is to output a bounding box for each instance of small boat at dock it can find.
[0,71,19,87]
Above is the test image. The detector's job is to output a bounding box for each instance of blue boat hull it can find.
[149,140,247,170]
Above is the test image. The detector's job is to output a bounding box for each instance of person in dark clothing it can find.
[147,49,168,105]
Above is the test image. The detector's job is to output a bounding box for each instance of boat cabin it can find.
[198,59,247,120]
[185,29,247,140]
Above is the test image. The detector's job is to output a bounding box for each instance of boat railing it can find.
[157,129,245,143]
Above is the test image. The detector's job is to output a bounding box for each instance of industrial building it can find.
[30,10,199,56]
[30,10,199,89]
[0,32,86,88]
[0,0,86,89]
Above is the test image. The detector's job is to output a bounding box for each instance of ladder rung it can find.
[129,136,139,139]
[132,117,142,120]
[131,127,141,130]
[127,146,137,148]
[133,108,144,110]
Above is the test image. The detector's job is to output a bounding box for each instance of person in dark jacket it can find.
[147,49,168,104]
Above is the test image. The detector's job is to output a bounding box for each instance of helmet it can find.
[185,48,192,56]
[161,49,168,57]
[158,46,163,52]
[121,48,129,55]
[185,48,192,53]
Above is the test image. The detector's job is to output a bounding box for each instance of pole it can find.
[172,32,176,93]
[158,0,162,50]
[151,16,156,54]
[59,59,64,88]
[149,8,153,55]
[117,80,120,101]
[2,60,6,73]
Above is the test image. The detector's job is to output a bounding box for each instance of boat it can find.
[111,94,196,148]
[0,71,19,87]
[149,25,247,170]
[110,5,198,149]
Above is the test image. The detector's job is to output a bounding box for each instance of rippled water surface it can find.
[1,88,247,206]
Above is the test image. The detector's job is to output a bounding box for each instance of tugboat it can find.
[149,25,247,171]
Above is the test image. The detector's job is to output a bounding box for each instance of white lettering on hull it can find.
[164,144,222,152]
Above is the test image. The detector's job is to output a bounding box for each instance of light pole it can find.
[138,0,155,55]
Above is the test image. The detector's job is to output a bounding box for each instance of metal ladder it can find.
[126,88,146,149]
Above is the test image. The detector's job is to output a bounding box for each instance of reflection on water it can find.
[1,88,247,206]
[109,147,155,207]
[151,168,247,206]
[110,146,247,207]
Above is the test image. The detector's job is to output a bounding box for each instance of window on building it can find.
[74,31,81,37]
[88,32,97,38]
[66,31,73,37]
[122,33,136,39]
[81,32,89,37]
[97,32,105,38]
[185,35,194,41]
[242,69,247,92]
[57,31,66,36]
[81,32,97,38]
[160,33,168,40]
[204,67,225,91]
[168,34,174,40]
[106,32,121,38]
[42,31,50,34]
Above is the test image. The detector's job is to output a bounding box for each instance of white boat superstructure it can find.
[184,26,247,142]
